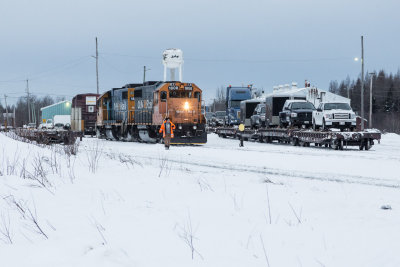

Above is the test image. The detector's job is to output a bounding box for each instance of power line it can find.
[100,51,353,64]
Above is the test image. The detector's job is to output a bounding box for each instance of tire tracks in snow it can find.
[130,153,400,189]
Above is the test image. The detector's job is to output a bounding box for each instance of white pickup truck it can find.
[313,102,356,131]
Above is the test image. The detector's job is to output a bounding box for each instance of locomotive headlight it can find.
[179,125,182,129]
[193,125,197,130]
[184,101,189,110]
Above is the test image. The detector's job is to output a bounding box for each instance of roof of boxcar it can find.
[73,93,99,97]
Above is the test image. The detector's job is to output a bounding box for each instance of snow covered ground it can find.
[0,132,399,266]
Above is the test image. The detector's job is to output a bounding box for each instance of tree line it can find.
[0,95,61,127]
[329,70,400,133]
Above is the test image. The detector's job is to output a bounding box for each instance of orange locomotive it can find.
[96,81,207,144]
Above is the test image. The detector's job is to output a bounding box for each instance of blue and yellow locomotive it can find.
[96,81,207,144]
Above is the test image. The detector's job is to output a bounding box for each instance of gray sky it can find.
[1,0,399,104]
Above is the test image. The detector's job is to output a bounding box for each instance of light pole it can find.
[369,72,376,129]
[360,36,364,131]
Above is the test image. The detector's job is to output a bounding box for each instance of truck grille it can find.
[297,112,312,119]
[333,113,349,119]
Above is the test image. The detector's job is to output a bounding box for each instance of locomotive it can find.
[96,81,207,144]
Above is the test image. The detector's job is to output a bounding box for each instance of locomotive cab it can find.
[153,82,207,144]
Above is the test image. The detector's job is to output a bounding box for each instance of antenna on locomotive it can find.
[162,48,183,82]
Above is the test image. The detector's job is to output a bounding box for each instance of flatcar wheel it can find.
[364,139,371,150]
[338,140,344,150]
[359,142,364,150]
[290,138,298,146]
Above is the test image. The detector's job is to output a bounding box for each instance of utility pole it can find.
[360,36,365,131]
[143,66,146,84]
[26,79,31,123]
[95,37,99,95]
[143,66,151,84]
[4,94,8,130]
[369,72,375,129]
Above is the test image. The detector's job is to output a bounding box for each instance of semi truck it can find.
[225,85,252,125]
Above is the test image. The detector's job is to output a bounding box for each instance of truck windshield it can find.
[205,112,213,119]
[230,100,241,108]
[324,103,351,110]
[215,111,226,118]
[291,102,315,110]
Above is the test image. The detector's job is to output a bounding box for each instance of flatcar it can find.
[71,93,100,135]
[96,81,207,144]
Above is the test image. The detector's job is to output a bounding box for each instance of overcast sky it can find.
[0,0,399,104]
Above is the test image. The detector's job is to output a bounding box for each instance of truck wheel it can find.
[322,119,327,131]
[313,119,318,131]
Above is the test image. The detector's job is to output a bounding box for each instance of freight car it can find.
[216,127,381,150]
[71,93,100,135]
[95,81,207,144]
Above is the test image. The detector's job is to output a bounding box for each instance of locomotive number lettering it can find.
[137,100,144,109]
[168,83,179,90]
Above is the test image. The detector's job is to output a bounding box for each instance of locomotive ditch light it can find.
[184,101,189,110]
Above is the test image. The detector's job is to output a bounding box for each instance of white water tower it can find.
[162,48,183,82]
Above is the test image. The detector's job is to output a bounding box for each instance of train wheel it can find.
[364,139,371,150]
[290,138,298,146]
[96,129,102,139]
[331,142,338,150]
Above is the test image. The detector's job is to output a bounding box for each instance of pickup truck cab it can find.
[39,119,54,129]
[212,111,226,127]
[250,103,266,128]
[313,102,356,131]
[279,100,315,128]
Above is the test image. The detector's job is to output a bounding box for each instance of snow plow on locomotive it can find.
[95,81,207,144]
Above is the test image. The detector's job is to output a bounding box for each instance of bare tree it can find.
[0,212,13,244]
[177,212,203,260]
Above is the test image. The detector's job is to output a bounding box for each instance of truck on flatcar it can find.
[225,85,252,125]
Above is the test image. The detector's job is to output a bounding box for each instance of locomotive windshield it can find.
[169,91,193,98]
